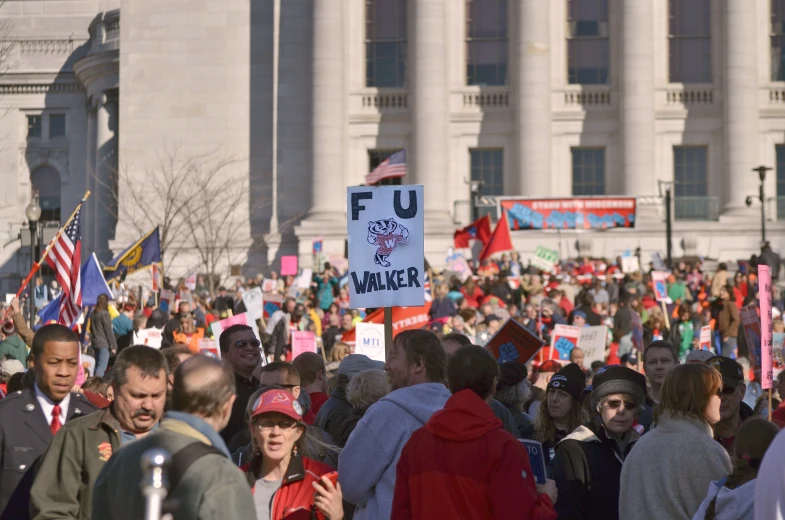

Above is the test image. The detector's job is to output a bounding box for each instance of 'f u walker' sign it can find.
[347,185,425,308]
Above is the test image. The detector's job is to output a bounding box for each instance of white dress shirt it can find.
[34,383,69,426]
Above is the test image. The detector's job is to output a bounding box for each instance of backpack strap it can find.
[168,441,225,492]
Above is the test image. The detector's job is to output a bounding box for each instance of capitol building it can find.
[0,0,784,289]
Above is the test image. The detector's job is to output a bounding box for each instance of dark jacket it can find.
[314,385,354,446]
[0,389,97,519]
[519,424,569,479]
[89,310,116,351]
[220,374,260,444]
[714,401,755,454]
[30,407,123,520]
[613,307,634,338]
[161,317,181,349]
[552,417,640,520]
[569,306,603,327]
[270,317,290,360]
[504,404,535,439]
[489,399,521,438]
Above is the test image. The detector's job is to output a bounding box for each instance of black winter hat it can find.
[497,362,528,392]
[590,365,647,411]
[547,363,586,402]
[706,356,744,388]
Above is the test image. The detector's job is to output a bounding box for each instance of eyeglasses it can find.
[255,418,298,431]
[604,400,637,411]
[719,386,737,397]
[233,339,261,350]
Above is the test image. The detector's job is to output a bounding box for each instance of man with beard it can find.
[707,356,753,455]
[219,324,261,443]
[30,346,168,519]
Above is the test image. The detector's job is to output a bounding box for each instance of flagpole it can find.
[16,191,91,299]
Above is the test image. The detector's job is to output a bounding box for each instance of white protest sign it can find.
[242,286,264,322]
[446,251,472,283]
[262,279,278,293]
[297,268,313,290]
[347,185,425,308]
[185,274,196,292]
[578,325,607,368]
[355,322,386,362]
[135,327,164,349]
[530,245,559,272]
[621,256,640,274]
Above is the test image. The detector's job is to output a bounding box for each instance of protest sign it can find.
[291,331,317,358]
[651,252,667,272]
[312,237,323,254]
[135,327,163,349]
[347,185,425,308]
[340,303,432,344]
[263,293,284,319]
[578,326,607,367]
[185,274,196,292]
[520,439,547,485]
[355,322,386,362]
[198,338,221,359]
[210,312,261,344]
[262,278,278,293]
[151,264,160,292]
[445,251,472,283]
[631,312,644,352]
[297,268,313,290]
[530,246,559,273]
[500,198,636,230]
[159,289,174,314]
[741,305,761,369]
[699,325,712,351]
[242,287,263,322]
[550,324,581,361]
[760,265,773,390]
[651,271,671,303]
[621,256,640,274]
[4,294,13,305]
[485,318,544,365]
[281,256,298,276]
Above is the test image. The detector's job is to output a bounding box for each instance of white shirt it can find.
[34,383,70,426]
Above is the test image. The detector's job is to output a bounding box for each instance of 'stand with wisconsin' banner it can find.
[347,185,425,308]
[500,197,636,230]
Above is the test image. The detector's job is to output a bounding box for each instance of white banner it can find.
[347,185,425,308]
[135,327,164,349]
[242,286,264,322]
[355,322,386,362]
[577,325,607,368]
[621,256,640,274]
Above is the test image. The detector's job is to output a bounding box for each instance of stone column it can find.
[94,93,118,262]
[412,0,451,223]
[85,101,97,254]
[620,0,655,196]
[722,0,759,215]
[515,0,551,196]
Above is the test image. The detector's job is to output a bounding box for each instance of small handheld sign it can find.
[520,439,547,484]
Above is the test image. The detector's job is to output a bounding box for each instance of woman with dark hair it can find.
[619,363,732,520]
[718,284,741,358]
[90,293,116,377]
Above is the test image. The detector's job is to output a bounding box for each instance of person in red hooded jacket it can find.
[391,345,557,520]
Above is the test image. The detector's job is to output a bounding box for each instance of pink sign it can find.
[760,265,773,390]
[281,256,298,276]
[291,331,317,359]
[651,271,670,302]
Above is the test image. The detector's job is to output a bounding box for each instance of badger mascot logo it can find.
[367,218,409,268]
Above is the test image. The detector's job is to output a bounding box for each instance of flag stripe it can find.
[44,203,84,326]
[365,150,407,185]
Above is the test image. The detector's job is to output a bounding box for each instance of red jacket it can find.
[309,391,329,417]
[242,453,333,519]
[391,389,556,520]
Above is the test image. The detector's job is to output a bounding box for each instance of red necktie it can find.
[50,404,62,435]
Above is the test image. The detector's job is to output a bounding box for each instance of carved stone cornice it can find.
[0,82,83,95]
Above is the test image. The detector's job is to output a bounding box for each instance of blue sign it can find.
[520,439,547,485]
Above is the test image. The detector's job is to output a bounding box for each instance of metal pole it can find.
[28,222,36,327]
[761,181,766,243]
[472,187,479,222]
[665,186,673,269]
[384,307,393,362]
[141,447,171,520]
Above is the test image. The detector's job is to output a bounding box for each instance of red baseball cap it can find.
[250,389,303,421]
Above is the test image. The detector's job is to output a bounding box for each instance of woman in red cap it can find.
[243,388,344,519]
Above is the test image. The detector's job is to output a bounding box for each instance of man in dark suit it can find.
[0,324,98,519]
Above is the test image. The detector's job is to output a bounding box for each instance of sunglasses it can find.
[233,339,261,350]
[718,386,737,397]
[255,418,298,431]
[604,399,637,411]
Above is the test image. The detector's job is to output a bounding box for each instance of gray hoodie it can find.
[692,479,756,520]
[338,382,451,520]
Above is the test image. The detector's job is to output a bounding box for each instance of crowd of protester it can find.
[0,242,784,518]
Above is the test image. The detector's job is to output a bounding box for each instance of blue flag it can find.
[104,227,162,281]
[37,296,61,326]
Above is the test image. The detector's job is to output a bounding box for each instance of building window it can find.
[571,148,605,195]
[674,146,714,220]
[368,149,402,185]
[772,0,785,80]
[365,0,407,88]
[567,0,609,85]
[470,149,504,195]
[777,145,785,218]
[49,114,66,139]
[31,166,61,222]
[466,0,508,86]
[27,115,42,138]
[669,0,711,83]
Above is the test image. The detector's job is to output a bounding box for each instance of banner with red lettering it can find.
[499,198,636,230]
[340,302,432,345]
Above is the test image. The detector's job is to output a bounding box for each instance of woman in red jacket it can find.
[242,388,343,519]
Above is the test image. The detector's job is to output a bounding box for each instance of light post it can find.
[469,179,484,222]
[25,194,41,327]
[748,166,772,245]
[658,181,674,269]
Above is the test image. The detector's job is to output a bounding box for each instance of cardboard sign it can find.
[520,439,547,485]
[347,185,425,308]
[530,245,559,273]
[242,287,264,322]
[577,325,607,367]
[550,324,581,361]
[445,251,472,283]
[313,237,323,254]
[760,265,773,390]
[355,322,386,362]
[699,325,712,351]
[621,256,640,274]
[651,271,671,303]
[340,303,432,344]
[198,338,221,359]
[263,293,284,319]
[210,312,261,345]
[151,264,160,292]
[741,305,761,370]
[159,289,175,314]
[135,327,163,349]
[4,294,14,305]
[485,318,545,365]
[281,256,298,276]
[297,268,313,290]
[185,274,196,292]
[291,331,317,359]
[262,278,278,293]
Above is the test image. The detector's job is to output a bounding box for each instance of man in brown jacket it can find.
[29,346,167,520]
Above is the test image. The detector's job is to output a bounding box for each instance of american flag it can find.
[45,203,83,325]
[365,150,407,185]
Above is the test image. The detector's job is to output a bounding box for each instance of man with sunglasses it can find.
[219,324,262,443]
[707,356,753,455]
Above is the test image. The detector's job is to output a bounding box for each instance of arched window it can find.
[31,165,61,223]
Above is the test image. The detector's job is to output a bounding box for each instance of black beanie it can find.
[590,365,647,411]
[497,362,528,392]
[547,363,586,402]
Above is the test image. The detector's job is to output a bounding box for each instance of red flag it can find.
[340,303,433,344]
[479,211,514,262]
[454,215,492,248]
